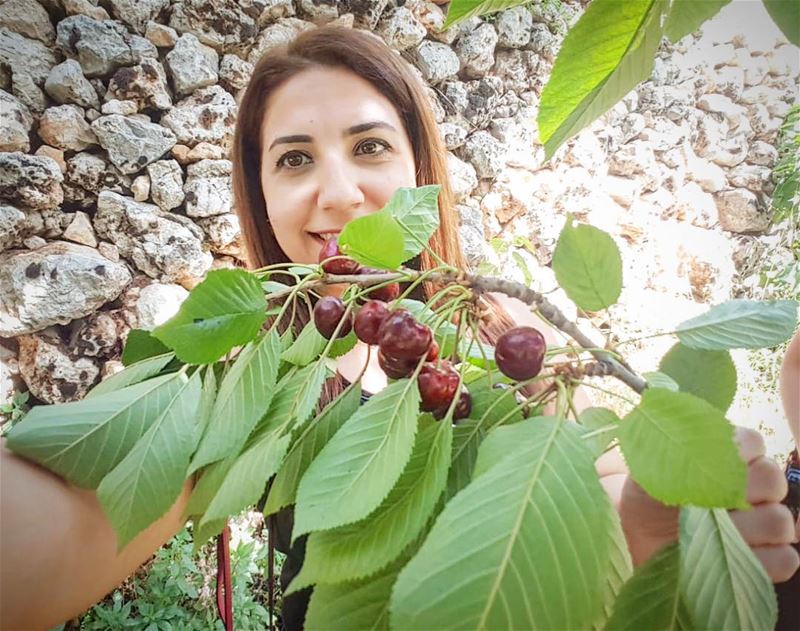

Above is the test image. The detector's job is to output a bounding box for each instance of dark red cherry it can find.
[313,296,352,339]
[318,236,360,275]
[452,388,472,421]
[426,340,439,362]
[495,326,546,381]
[378,309,432,360]
[357,267,400,302]
[378,350,417,379]
[418,361,460,413]
[354,300,390,345]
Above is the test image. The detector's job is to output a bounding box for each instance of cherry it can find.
[318,236,360,275]
[433,387,472,421]
[357,267,400,302]
[426,340,439,362]
[353,300,390,345]
[378,309,432,360]
[313,296,352,339]
[418,361,460,412]
[378,349,417,379]
[495,326,546,381]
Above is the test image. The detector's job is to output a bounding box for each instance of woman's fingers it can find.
[751,544,800,584]
[745,456,789,504]
[733,426,766,464]
[729,503,797,546]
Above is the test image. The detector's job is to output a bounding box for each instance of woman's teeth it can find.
[317,232,338,241]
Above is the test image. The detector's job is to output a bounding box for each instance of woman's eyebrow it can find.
[267,121,397,151]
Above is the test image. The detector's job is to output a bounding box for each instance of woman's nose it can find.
[315,157,365,214]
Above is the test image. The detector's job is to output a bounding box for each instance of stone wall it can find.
[0,0,797,453]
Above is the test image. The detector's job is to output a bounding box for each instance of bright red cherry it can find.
[418,361,460,412]
[495,326,546,381]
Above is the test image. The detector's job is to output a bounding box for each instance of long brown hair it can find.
[231,24,522,402]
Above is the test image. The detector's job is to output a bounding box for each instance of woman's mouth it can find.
[309,231,340,245]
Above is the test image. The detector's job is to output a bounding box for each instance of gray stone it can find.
[44,60,101,110]
[105,59,172,110]
[297,0,338,24]
[747,140,777,166]
[492,49,540,93]
[686,153,726,193]
[460,130,505,179]
[727,164,771,192]
[446,152,477,202]
[439,80,468,118]
[23,235,46,250]
[0,241,132,337]
[91,114,177,174]
[166,34,220,97]
[145,21,179,47]
[160,85,237,148]
[94,191,213,283]
[715,189,770,234]
[0,27,58,85]
[525,22,558,63]
[712,66,745,100]
[37,105,98,152]
[743,55,769,86]
[709,132,748,168]
[56,15,154,78]
[169,0,258,56]
[0,203,63,251]
[63,210,97,247]
[340,0,389,30]
[692,111,728,158]
[377,7,426,51]
[609,141,661,189]
[196,213,242,257]
[438,121,468,150]
[131,282,189,329]
[18,331,100,403]
[9,71,46,114]
[62,0,110,21]
[0,152,63,211]
[0,0,55,44]
[73,311,121,358]
[412,40,460,84]
[496,6,532,49]
[219,54,253,94]
[107,0,170,34]
[244,0,295,26]
[101,99,138,116]
[410,1,456,45]
[184,159,232,217]
[63,152,131,208]
[0,91,33,152]
[462,76,503,129]
[455,22,498,79]
[247,18,312,65]
[131,175,150,202]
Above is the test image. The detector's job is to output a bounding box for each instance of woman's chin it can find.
[318,283,348,299]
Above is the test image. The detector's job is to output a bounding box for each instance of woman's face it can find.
[260,66,418,265]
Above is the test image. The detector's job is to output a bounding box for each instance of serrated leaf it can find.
[97,371,201,550]
[338,209,405,269]
[675,299,798,350]
[289,418,452,590]
[447,418,485,501]
[263,384,361,517]
[578,407,620,459]
[442,0,530,29]
[618,389,748,508]
[553,217,623,311]
[87,353,175,398]
[538,0,668,158]
[593,501,634,631]
[184,456,235,522]
[121,329,171,366]
[679,506,777,629]
[642,371,680,391]
[659,342,737,412]
[281,321,356,366]
[191,364,218,453]
[5,373,185,488]
[604,543,693,630]
[293,378,420,539]
[663,0,731,42]
[763,0,800,46]
[189,331,282,474]
[384,185,441,263]
[257,361,328,437]
[390,418,613,630]
[152,268,267,364]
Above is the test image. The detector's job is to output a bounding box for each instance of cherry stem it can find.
[580,423,618,440]
[573,379,638,407]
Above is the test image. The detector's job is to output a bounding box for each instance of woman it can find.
[0,24,796,631]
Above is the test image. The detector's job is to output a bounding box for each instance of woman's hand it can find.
[619,426,800,583]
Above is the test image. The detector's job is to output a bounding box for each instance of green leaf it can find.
[594,502,634,631]
[578,407,620,459]
[664,0,731,42]
[659,342,737,412]
[97,371,201,550]
[338,209,405,269]
[384,185,441,263]
[289,417,452,589]
[642,371,680,391]
[618,389,748,508]
[675,299,798,350]
[763,0,800,46]
[87,353,175,398]
[679,506,777,629]
[257,361,328,437]
[512,250,533,287]
[442,0,530,29]
[199,430,291,528]
[185,456,234,521]
[121,329,171,366]
[189,331,282,474]
[263,384,361,517]
[553,217,623,311]
[447,418,485,501]
[390,418,613,630]
[191,364,218,453]
[604,543,693,630]
[5,373,186,488]
[293,378,420,539]
[281,321,356,366]
[152,268,267,364]
[538,0,668,158]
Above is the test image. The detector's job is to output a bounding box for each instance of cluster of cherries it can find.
[313,237,549,420]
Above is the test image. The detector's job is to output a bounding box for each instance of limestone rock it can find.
[18,332,99,403]
[412,40,460,84]
[0,27,58,86]
[297,0,338,24]
[94,191,213,283]
[438,121,468,150]
[219,54,253,94]
[455,22,498,79]
[63,210,97,247]
[495,6,532,49]
[0,91,33,152]
[44,60,101,110]
[107,0,170,34]
[746,140,777,166]
[0,0,56,44]
[160,85,237,148]
[339,0,388,30]
[131,175,150,201]
[526,22,558,63]
[62,0,110,20]
[98,242,120,261]
[446,152,477,203]
[169,0,258,56]
[105,60,172,111]
[145,21,179,47]
[0,152,63,211]
[166,33,220,98]
[73,311,122,358]
[492,49,540,93]
[196,213,242,257]
[184,159,232,217]
[727,164,771,192]
[673,182,718,229]
[146,159,185,212]
[247,18,312,65]
[63,152,130,208]
[460,130,505,179]
[377,7,426,51]
[101,99,138,116]
[38,105,98,152]
[91,114,177,174]
[129,282,188,330]
[685,152,727,193]
[0,241,131,336]
[715,189,770,234]
[34,146,66,173]
[242,0,295,26]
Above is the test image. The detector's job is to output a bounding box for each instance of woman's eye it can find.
[275,139,391,170]
[276,152,309,169]
[358,139,391,155]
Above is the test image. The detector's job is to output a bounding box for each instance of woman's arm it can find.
[780,330,800,447]
[0,438,193,631]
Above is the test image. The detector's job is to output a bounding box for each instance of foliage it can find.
[0,390,29,432]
